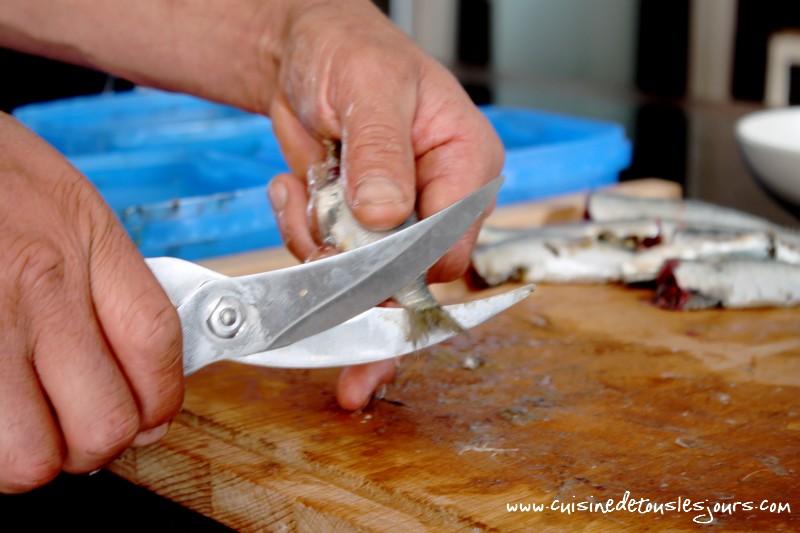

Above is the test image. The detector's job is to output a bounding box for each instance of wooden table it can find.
[109,181,800,531]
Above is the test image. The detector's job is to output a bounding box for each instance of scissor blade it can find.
[197,175,502,351]
[233,284,534,369]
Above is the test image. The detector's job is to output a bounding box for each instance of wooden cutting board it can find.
[109,180,800,531]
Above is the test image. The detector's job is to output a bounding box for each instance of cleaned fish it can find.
[477,218,667,248]
[587,191,800,255]
[654,259,800,310]
[473,190,800,310]
[307,141,466,346]
[472,235,635,284]
[621,228,774,283]
[472,218,773,285]
[586,190,781,231]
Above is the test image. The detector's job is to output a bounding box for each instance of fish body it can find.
[477,218,667,248]
[586,191,781,231]
[655,259,800,310]
[620,228,775,283]
[473,215,800,286]
[472,236,635,284]
[308,142,466,346]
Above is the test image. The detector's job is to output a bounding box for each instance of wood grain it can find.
[109,180,800,531]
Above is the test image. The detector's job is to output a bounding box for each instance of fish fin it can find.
[406,305,469,348]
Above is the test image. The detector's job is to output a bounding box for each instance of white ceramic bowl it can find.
[735,107,800,210]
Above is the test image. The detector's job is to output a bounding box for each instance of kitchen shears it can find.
[146,177,534,375]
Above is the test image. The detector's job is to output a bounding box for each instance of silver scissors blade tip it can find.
[217,176,504,352]
[235,283,534,369]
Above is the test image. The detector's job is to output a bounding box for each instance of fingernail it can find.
[354,177,405,206]
[268,179,288,213]
[131,422,170,447]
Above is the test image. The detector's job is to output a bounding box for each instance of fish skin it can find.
[308,141,466,347]
[655,259,800,310]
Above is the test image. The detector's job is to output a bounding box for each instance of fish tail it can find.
[406,305,468,348]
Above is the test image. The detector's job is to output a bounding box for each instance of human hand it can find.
[0,114,184,493]
[264,1,504,409]
[0,0,503,416]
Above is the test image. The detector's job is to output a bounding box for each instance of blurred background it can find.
[3,0,799,226]
[3,0,800,226]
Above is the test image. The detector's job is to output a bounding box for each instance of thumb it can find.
[339,96,417,231]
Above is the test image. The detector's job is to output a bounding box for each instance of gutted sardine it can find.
[654,259,800,310]
[586,191,781,232]
[471,189,800,311]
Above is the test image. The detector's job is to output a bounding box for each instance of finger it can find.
[415,110,505,281]
[418,173,498,282]
[336,359,398,411]
[336,67,417,231]
[270,94,326,177]
[89,217,184,435]
[0,330,63,493]
[18,238,141,473]
[268,172,320,262]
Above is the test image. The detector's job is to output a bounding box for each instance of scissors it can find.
[146,177,534,375]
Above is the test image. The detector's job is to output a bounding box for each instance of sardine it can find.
[472,235,635,284]
[472,191,800,310]
[586,190,781,231]
[654,259,800,310]
[620,228,775,283]
[471,218,766,285]
[307,141,466,346]
[477,218,667,248]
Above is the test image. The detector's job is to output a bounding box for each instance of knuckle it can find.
[350,123,406,154]
[7,238,67,304]
[0,449,63,494]
[125,288,183,373]
[79,409,140,466]
[346,125,412,182]
[120,291,184,424]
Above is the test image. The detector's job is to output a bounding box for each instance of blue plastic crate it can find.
[13,88,274,156]
[72,149,287,260]
[483,106,631,205]
[15,91,631,260]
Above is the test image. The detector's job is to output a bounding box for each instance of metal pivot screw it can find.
[208,296,245,338]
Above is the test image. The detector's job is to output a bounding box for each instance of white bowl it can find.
[735,107,800,210]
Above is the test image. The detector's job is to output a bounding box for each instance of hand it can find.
[264,1,504,409]
[0,0,504,416]
[0,113,184,493]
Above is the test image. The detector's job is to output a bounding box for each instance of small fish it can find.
[472,214,800,286]
[620,227,775,283]
[472,235,635,284]
[654,259,800,310]
[586,190,781,231]
[307,141,466,346]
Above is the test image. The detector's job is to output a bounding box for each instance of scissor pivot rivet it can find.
[208,297,244,338]
[219,307,237,326]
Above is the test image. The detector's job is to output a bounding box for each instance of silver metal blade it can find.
[178,176,504,373]
[146,257,225,307]
[230,284,534,369]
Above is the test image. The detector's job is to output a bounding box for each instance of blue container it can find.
[483,106,631,205]
[13,89,274,156]
[15,91,631,260]
[72,149,287,260]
